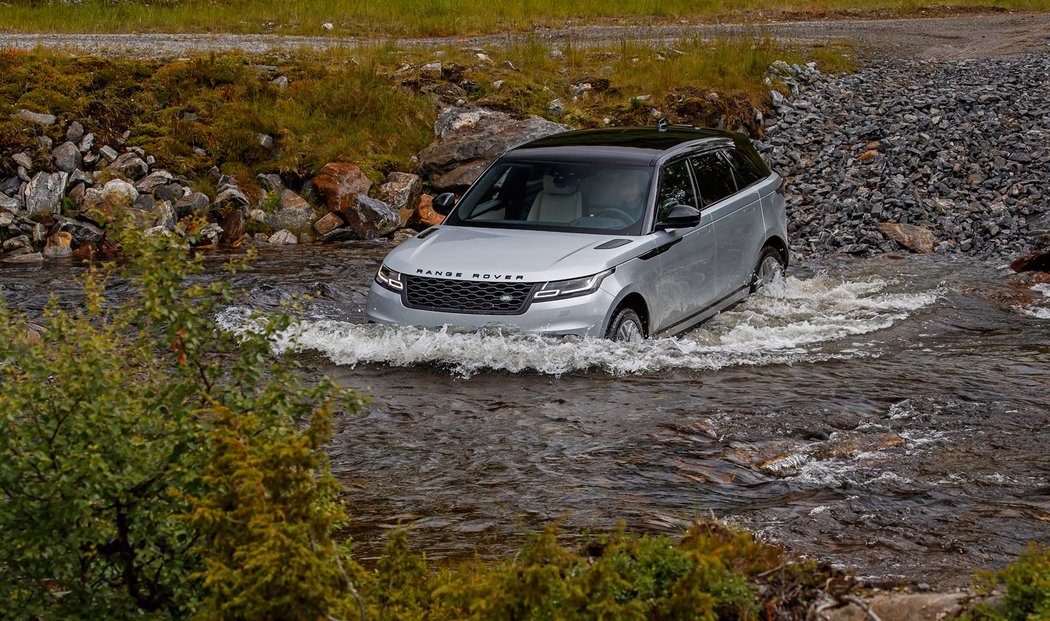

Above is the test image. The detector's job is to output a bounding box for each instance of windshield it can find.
[443,160,653,235]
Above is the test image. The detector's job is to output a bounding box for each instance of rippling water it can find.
[3,244,1048,586]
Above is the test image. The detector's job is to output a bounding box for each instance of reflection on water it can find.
[3,245,1048,586]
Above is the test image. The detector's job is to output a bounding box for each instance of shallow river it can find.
[3,243,1048,587]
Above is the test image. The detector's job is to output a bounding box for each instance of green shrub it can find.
[968,542,1050,620]
[0,223,363,619]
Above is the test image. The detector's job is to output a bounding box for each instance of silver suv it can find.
[366,125,788,341]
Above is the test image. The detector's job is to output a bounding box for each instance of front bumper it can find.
[365,282,616,338]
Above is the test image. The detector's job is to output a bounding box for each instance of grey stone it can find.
[52,141,83,173]
[154,183,187,202]
[268,229,298,245]
[65,121,85,144]
[54,216,104,246]
[0,191,19,212]
[257,173,284,193]
[36,136,53,150]
[173,192,210,219]
[101,179,138,205]
[109,152,148,179]
[1,252,44,264]
[343,195,400,240]
[136,170,174,194]
[82,151,100,169]
[271,76,290,89]
[79,133,95,153]
[23,172,69,216]
[195,222,223,246]
[2,235,30,252]
[99,145,119,163]
[258,133,274,149]
[376,171,423,216]
[43,244,72,259]
[273,189,315,232]
[213,186,250,211]
[13,109,56,126]
[417,106,572,192]
[153,201,176,230]
[12,152,33,171]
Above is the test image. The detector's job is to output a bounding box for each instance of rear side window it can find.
[727,146,769,189]
[689,152,736,206]
[655,159,698,222]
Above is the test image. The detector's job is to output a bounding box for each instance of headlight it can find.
[533,269,613,302]
[375,264,404,292]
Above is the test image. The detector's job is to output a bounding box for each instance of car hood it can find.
[383,226,653,282]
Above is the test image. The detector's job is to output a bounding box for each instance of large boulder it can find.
[54,216,104,247]
[344,195,399,240]
[376,172,423,226]
[213,186,250,211]
[272,189,316,233]
[173,192,210,219]
[312,163,372,213]
[415,106,572,193]
[23,171,69,216]
[412,194,445,228]
[135,170,174,194]
[877,222,936,254]
[13,109,56,127]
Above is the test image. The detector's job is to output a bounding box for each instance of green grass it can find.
[0,0,1046,36]
[0,37,850,194]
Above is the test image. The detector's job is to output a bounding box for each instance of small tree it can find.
[0,224,362,619]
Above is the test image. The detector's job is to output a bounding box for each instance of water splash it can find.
[1023,283,1050,319]
[217,273,937,376]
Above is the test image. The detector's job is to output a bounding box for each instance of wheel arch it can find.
[762,235,790,268]
[605,291,650,337]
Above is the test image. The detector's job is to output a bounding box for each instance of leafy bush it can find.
[968,542,1050,621]
[0,224,362,619]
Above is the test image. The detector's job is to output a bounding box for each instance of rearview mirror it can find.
[432,192,457,216]
[655,204,701,230]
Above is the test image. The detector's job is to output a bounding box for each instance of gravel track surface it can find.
[1,12,1048,61]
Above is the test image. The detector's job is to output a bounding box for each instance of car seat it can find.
[527,174,583,223]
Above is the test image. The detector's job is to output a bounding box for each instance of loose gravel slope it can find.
[760,55,1049,259]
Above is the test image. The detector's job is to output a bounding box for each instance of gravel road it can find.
[1,12,1048,61]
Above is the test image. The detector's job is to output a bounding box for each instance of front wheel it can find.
[606,307,646,342]
[750,246,786,293]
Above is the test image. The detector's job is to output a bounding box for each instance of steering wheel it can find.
[592,208,634,224]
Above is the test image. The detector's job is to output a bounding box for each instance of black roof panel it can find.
[515,127,737,154]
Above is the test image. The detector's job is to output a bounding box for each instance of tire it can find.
[606,307,646,342]
[750,246,786,293]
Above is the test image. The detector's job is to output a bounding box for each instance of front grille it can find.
[404,276,538,315]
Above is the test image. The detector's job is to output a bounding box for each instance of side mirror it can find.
[432,192,456,216]
[655,204,701,230]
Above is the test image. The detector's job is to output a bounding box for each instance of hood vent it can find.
[594,239,631,249]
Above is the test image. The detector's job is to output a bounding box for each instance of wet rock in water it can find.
[1,251,44,264]
[173,192,210,219]
[2,234,31,253]
[109,152,148,179]
[312,162,372,214]
[268,229,298,245]
[318,227,356,243]
[24,171,69,216]
[415,106,572,193]
[413,193,445,228]
[195,222,223,246]
[391,228,419,246]
[376,171,423,226]
[343,195,400,240]
[1010,249,1050,273]
[220,207,245,244]
[273,189,315,232]
[54,216,104,247]
[13,109,56,127]
[877,222,937,253]
[43,231,73,259]
[313,211,345,236]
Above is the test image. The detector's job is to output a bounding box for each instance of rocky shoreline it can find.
[1,55,1047,268]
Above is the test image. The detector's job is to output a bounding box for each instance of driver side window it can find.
[656,160,698,222]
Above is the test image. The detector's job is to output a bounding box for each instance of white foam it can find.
[218,273,937,376]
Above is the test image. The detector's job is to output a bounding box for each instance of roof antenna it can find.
[656,117,668,132]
